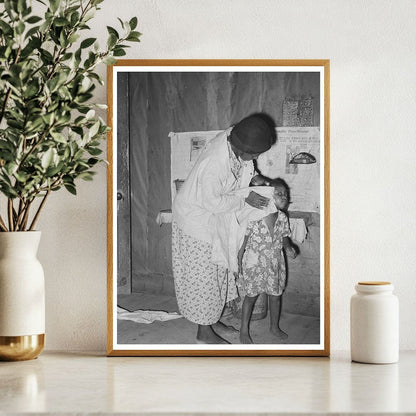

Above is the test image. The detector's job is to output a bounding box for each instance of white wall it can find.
[38,0,416,351]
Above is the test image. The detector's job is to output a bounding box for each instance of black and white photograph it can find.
[107,60,330,356]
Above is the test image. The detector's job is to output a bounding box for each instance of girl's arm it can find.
[283,236,300,258]
[279,211,299,258]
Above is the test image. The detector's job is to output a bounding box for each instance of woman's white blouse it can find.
[172,130,254,243]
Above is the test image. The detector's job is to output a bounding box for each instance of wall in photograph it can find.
[120,71,321,316]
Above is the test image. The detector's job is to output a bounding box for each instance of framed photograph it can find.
[107,60,330,356]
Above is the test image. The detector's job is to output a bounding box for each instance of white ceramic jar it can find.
[350,281,399,364]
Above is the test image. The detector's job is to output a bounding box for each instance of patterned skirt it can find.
[172,222,237,325]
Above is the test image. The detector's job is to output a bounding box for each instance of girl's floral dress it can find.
[239,210,290,297]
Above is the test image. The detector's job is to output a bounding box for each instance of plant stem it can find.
[0,88,12,125]
[0,214,8,232]
[20,200,33,231]
[7,199,14,231]
[14,199,27,231]
[29,189,50,231]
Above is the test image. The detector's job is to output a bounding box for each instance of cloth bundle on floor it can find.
[117,306,182,324]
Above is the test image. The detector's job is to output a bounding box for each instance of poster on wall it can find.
[107,60,330,357]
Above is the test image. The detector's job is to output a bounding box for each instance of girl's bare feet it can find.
[239,294,258,344]
[268,295,287,340]
[196,325,230,344]
[213,321,239,335]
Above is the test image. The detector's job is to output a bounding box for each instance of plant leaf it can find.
[88,120,100,138]
[87,147,102,156]
[106,26,119,38]
[54,17,69,27]
[14,171,29,183]
[26,15,42,24]
[16,21,25,35]
[64,183,77,195]
[113,47,126,57]
[103,56,117,65]
[49,0,60,13]
[50,131,67,143]
[77,171,95,181]
[107,33,117,49]
[0,20,13,35]
[80,37,96,49]
[129,17,138,30]
[41,148,54,169]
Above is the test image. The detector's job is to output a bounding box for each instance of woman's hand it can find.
[245,191,270,210]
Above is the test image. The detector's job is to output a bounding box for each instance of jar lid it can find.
[358,281,391,285]
[355,281,394,294]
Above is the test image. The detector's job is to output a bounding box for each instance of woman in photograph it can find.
[172,114,274,344]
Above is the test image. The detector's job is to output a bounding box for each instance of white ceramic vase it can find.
[0,231,45,361]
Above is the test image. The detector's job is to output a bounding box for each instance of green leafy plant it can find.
[0,0,140,231]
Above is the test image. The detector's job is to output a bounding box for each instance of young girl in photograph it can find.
[237,178,299,344]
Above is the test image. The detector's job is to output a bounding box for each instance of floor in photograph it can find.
[117,292,320,345]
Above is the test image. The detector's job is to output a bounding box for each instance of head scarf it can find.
[230,115,272,153]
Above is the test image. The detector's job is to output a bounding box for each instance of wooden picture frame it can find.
[107,60,330,356]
